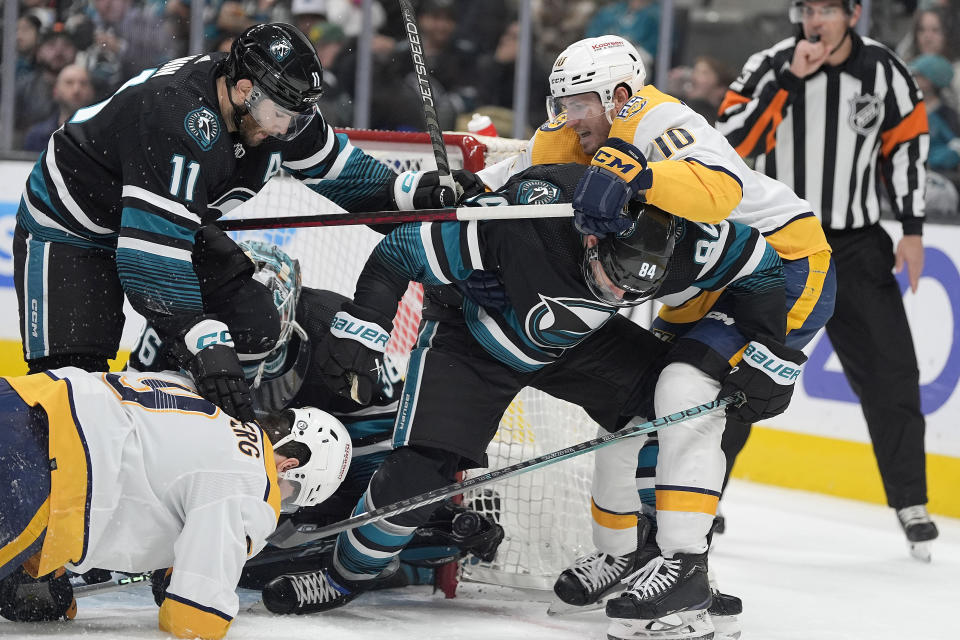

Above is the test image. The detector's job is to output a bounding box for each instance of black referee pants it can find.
[823,224,927,509]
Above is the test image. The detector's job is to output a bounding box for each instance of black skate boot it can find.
[896,505,938,562]
[552,548,639,610]
[262,565,361,614]
[550,517,653,615]
[606,552,713,640]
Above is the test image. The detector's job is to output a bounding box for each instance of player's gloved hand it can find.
[182,319,256,422]
[457,270,508,311]
[573,137,653,238]
[0,567,76,622]
[719,340,808,423]
[151,568,172,607]
[315,303,392,405]
[391,169,486,209]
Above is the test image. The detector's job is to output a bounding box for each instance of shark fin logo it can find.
[270,37,292,61]
[516,180,560,205]
[525,295,614,348]
[184,107,220,151]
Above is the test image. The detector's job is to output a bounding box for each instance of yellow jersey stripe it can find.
[159,594,233,640]
[4,373,90,576]
[787,250,832,334]
[0,497,49,571]
[655,488,720,515]
[645,159,743,223]
[590,498,639,530]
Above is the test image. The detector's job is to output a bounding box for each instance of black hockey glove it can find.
[391,169,486,210]
[456,269,509,311]
[151,568,172,607]
[720,340,808,423]
[181,319,256,423]
[573,138,653,238]
[0,567,76,622]
[315,303,392,405]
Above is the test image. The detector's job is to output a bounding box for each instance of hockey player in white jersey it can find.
[0,369,351,639]
[475,36,836,640]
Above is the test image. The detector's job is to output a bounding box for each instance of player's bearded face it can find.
[554,93,612,156]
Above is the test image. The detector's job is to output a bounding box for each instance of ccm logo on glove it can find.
[742,342,802,384]
[331,312,390,352]
[593,147,646,182]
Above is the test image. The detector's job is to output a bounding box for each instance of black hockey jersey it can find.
[357,164,786,373]
[18,53,396,332]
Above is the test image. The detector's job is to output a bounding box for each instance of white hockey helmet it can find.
[547,35,646,121]
[274,407,352,512]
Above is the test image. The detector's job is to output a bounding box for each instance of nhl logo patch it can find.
[184,107,221,151]
[516,180,560,204]
[848,94,883,135]
[270,37,292,62]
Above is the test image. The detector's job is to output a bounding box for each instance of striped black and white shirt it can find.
[717,32,929,235]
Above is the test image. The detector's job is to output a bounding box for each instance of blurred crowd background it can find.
[2,0,959,214]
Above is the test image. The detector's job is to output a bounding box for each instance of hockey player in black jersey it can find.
[128,240,504,600]
[269,162,806,634]
[13,22,477,426]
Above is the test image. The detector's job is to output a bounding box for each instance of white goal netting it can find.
[228,129,599,590]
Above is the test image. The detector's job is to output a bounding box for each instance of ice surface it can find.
[2,480,957,639]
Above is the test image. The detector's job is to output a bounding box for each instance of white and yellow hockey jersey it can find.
[480,84,831,261]
[5,368,281,640]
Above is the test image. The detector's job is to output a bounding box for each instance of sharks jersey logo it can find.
[516,180,560,204]
[525,294,614,349]
[270,37,292,61]
[184,107,220,151]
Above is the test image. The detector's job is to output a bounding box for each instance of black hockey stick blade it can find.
[216,203,574,231]
[267,393,743,548]
[74,572,153,599]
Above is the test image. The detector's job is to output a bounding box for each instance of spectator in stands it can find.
[897,7,960,106]
[211,0,278,50]
[324,0,387,38]
[23,64,95,152]
[16,15,42,76]
[308,21,354,127]
[669,56,737,125]
[15,26,78,134]
[474,21,551,131]
[452,0,511,55]
[291,0,328,36]
[82,0,177,98]
[534,0,594,64]
[910,55,960,171]
[585,0,660,63]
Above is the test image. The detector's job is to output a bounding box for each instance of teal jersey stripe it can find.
[121,207,195,241]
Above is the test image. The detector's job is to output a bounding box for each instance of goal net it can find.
[227,129,599,591]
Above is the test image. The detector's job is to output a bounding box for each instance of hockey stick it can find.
[267,393,743,548]
[396,0,457,195]
[216,203,574,232]
[73,572,153,599]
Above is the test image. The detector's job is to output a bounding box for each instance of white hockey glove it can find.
[390,169,486,209]
[719,340,807,423]
[182,319,256,423]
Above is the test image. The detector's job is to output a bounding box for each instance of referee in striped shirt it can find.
[717,0,938,557]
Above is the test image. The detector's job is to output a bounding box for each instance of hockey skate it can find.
[707,590,741,640]
[896,505,939,562]
[261,565,360,614]
[605,552,713,640]
[549,548,641,615]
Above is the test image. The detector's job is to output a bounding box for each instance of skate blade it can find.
[909,541,932,563]
[608,609,714,640]
[547,596,607,616]
[711,613,740,640]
